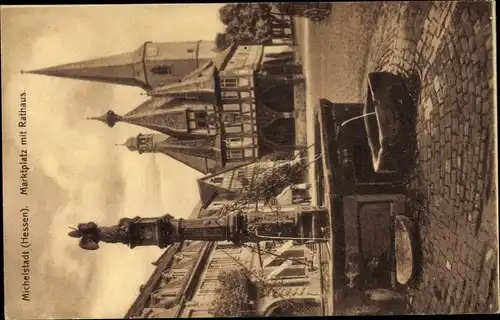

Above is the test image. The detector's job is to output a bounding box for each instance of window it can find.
[194,111,207,128]
[171,270,187,278]
[278,266,306,278]
[221,91,238,100]
[216,243,239,250]
[223,113,242,124]
[158,290,177,298]
[226,150,243,160]
[220,78,238,88]
[226,137,243,147]
[237,170,247,180]
[211,177,224,184]
[203,274,219,281]
[151,65,172,75]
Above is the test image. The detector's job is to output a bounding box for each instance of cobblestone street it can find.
[362,1,497,314]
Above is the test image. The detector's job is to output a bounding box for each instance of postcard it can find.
[1,2,498,319]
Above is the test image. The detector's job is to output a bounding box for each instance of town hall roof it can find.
[87,101,216,139]
[154,135,223,174]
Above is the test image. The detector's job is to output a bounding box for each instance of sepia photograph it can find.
[1,2,498,318]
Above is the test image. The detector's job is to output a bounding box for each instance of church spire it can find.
[25,40,221,91]
[24,44,150,90]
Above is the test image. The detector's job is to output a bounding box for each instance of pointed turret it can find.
[120,133,221,174]
[26,41,219,90]
[86,94,219,140]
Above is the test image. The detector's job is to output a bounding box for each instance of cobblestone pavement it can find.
[362,1,497,314]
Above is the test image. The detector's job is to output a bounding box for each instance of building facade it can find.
[126,237,323,318]
[28,41,305,174]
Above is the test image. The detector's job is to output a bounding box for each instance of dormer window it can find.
[151,65,172,75]
[211,177,224,184]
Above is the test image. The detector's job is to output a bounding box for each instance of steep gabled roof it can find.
[124,96,171,117]
[197,160,256,207]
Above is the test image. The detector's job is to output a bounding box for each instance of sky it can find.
[1,4,225,319]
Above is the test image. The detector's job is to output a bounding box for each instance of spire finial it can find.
[86,110,120,128]
[118,136,139,152]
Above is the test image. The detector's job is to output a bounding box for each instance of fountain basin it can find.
[364,72,412,173]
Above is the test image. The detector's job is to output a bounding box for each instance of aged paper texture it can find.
[1,2,498,319]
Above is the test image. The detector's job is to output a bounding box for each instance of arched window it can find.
[151,65,172,75]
